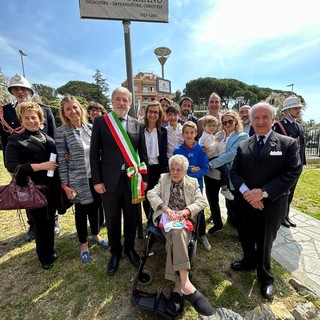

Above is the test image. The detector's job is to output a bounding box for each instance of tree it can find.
[0,72,11,106]
[32,84,57,100]
[56,80,100,102]
[172,90,182,103]
[93,69,110,107]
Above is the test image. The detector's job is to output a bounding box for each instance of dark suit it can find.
[230,131,302,284]
[142,126,168,219]
[90,114,148,257]
[273,118,306,219]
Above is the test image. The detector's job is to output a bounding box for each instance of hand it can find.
[202,145,209,154]
[243,188,263,203]
[64,187,77,200]
[250,200,264,210]
[191,166,200,173]
[94,183,106,194]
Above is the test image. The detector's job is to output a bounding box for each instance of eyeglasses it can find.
[206,124,218,127]
[148,110,159,115]
[222,119,235,126]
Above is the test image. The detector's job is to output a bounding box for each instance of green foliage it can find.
[32,83,57,99]
[93,69,110,107]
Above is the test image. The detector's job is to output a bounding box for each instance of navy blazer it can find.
[230,131,302,218]
[90,113,148,193]
[273,118,306,165]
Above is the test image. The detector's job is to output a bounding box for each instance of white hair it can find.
[250,101,276,121]
[168,154,189,172]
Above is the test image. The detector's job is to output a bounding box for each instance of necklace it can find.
[29,133,47,143]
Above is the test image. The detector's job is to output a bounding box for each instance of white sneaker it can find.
[199,235,211,251]
[220,188,234,200]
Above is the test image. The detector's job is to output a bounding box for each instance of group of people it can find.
[0,73,306,317]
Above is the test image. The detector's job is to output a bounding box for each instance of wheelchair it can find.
[131,211,201,319]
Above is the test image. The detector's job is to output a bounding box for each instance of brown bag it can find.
[0,166,48,210]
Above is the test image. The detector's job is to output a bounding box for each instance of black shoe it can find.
[42,262,54,270]
[208,224,223,235]
[281,219,290,228]
[231,260,257,271]
[124,249,140,267]
[107,255,121,275]
[260,283,274,300]
[286,217,296,227]
[165,292,184,317]
[24,226,35,242]
[183,290,215,316]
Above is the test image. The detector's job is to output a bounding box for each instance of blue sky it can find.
[1,0,319,122]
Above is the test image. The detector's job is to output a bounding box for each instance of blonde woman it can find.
[55,95,107,264]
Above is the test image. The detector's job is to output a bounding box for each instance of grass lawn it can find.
[0,155,319,319]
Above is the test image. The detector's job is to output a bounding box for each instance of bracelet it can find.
[61,184,69,190]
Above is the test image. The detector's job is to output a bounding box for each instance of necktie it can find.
[257,136,265,153]
[119,117,124,123]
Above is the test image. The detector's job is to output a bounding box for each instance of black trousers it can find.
[74,179,100,244]
[30,206,55,265]
[204,175,223,227]
[236,195,287,284]
[102,173,139,257]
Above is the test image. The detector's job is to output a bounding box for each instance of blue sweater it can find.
[173,141,209,191]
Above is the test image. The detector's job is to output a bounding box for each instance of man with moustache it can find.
[230,101,302,300]
[179,97,198,125]
[0,74,58,241]
[90,86,148,275]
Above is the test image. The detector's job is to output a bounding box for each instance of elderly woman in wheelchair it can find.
[147,154,215,318]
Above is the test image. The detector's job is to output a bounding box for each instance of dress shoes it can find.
[165,291,184,317]
[124,249,140,267]
[281,218,291,228]
[108,255,121,275]
[286,217,296,227]
[260,283,274,300]
[231,260,257,271]
[52,252,58,262]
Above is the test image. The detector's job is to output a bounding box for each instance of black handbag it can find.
[0,166,48,210]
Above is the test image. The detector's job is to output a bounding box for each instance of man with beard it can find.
[179,97,198,125]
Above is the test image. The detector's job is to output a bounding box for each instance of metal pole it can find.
[20,54,25,77]
[161,64,164,79]
[122,20,135,117]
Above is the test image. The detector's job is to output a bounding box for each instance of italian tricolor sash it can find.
[104,111,147,204]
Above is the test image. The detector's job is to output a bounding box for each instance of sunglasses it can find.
[147,110,159,115]
[206,124,219,127]
[222,119,235,126]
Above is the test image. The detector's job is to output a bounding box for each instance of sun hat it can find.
[282,95,303,111]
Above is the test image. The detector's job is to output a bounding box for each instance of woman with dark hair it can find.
[142,101,168,219]
[5,102,61,269]
[87,101,107,123]
[55,95,107,264]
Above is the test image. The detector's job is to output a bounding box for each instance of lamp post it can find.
[286,83,294,92]
[19,50,27,77]
[154,47,171,79]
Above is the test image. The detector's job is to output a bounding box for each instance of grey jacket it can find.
[55,124,94,204]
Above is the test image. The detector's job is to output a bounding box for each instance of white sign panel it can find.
[156,78,171,94]
[79,0,169,23]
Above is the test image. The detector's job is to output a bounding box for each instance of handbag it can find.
[0,166,48,210]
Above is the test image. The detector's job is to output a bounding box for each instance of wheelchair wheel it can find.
[138,268,153,286]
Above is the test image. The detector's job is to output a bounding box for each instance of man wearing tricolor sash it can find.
[90,87,148,275]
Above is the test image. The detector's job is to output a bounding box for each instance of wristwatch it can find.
[261,189,269,198]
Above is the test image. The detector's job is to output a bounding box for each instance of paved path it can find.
[218,198,320,296]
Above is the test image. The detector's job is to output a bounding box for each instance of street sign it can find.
[156,77,171,94]
[79,0,169,23]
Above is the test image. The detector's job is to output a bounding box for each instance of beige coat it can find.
[147,173,208,226]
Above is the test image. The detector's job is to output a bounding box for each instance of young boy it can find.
[173,121,211,251]
[199,115,234,201]
[166,105,184,158]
